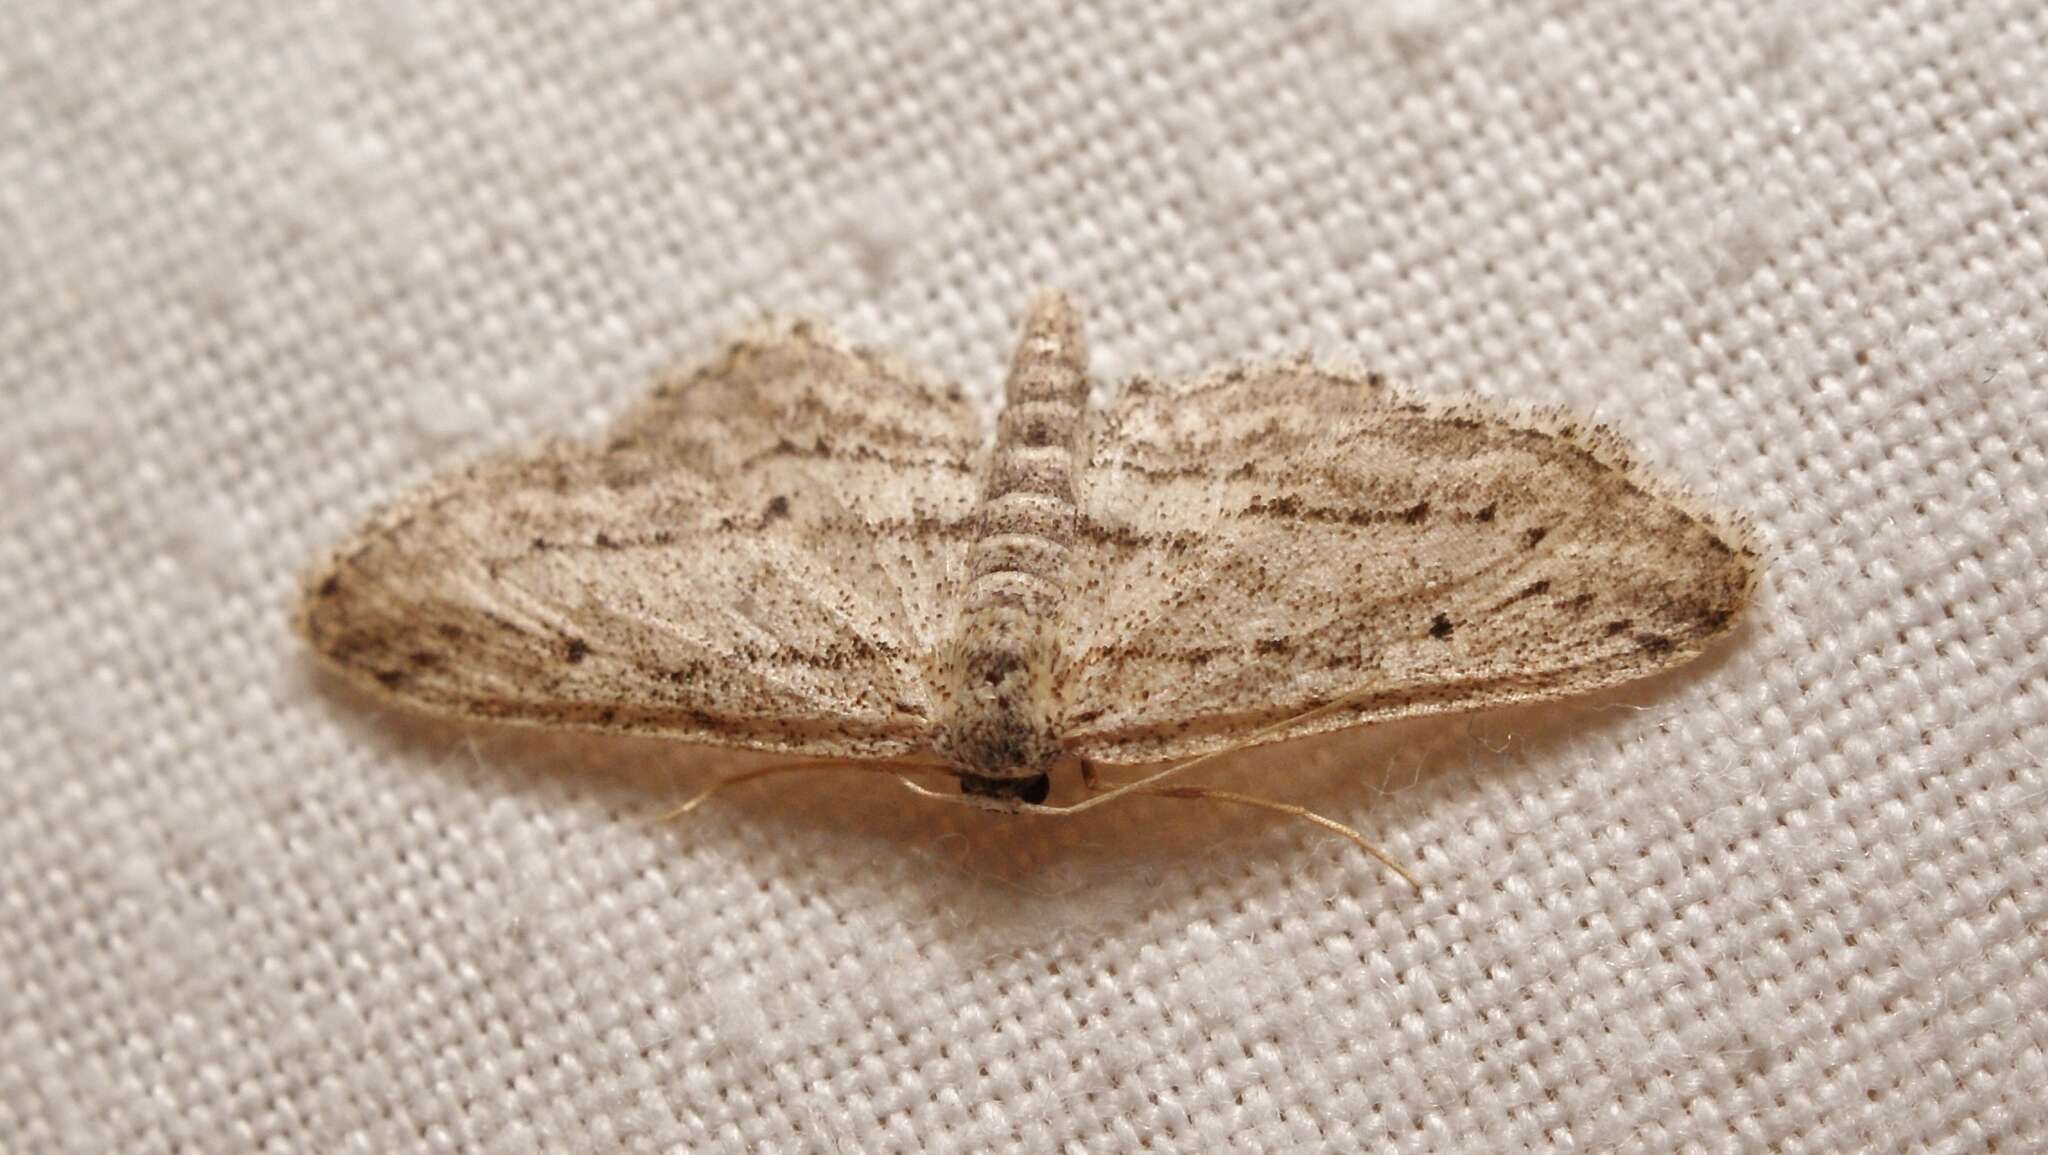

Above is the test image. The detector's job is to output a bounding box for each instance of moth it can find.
[297,294,1755,877]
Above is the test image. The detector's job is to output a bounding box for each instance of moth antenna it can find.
[896,773,1418,886]
[1142,785,1419,889]
[664,759,951,820]
[1043,690,1389,814]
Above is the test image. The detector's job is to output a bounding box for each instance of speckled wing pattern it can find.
[300,306,1755,776]
[297,328,980,758]
[1054,366,1757,765]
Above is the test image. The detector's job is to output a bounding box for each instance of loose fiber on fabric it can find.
[2,1,2043,1152]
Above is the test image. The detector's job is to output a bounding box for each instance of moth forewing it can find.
[299,293,1755,848]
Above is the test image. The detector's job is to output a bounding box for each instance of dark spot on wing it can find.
[1255,637,1292,654]
[1636,633,1675,655]
[662,659,715,684]
[1604,618,1633,636]
[1514,580,1551,600]
[1475,503,1497,522]
[594,532,618,549]
[1524,526,1550,549]
[564,638,590,664]
[763,495,791,523]
[374,670,407,689]
[317,575,340,597]
[976,649,1023,686]
[1429,613,1454,639]
[1402,500,1430,525]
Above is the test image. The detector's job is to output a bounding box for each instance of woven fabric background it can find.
[4,0,2044,1151]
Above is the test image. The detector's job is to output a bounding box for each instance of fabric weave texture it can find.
[2,1,2043,1151]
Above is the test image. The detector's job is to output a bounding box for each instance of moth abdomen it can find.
[932,294,1089,783]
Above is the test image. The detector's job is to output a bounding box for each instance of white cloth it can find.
[4,0,2044,1151]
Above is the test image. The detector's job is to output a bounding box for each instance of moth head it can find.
[956,771,1052,807]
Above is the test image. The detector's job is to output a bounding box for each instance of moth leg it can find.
[1141,785,1419,889]
[1076,758,1149,794]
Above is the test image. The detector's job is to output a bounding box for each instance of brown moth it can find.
[297,294,1755,872]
